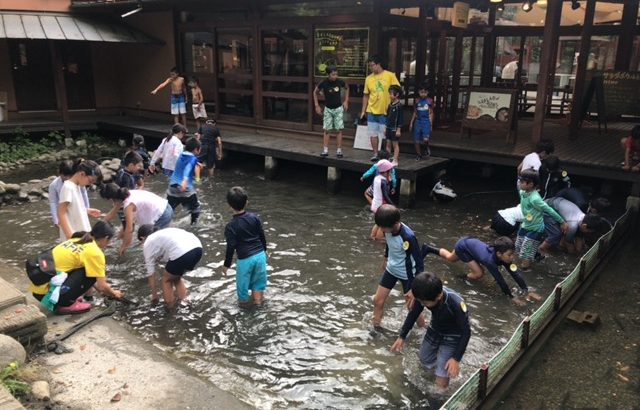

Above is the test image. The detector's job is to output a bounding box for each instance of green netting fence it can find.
[442,202,637,410]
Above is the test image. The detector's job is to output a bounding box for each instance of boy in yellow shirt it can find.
[360,55,400,162]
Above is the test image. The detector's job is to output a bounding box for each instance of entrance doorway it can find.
[8,40,56,111]
[61,42,95,110]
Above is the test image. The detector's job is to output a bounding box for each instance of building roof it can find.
[0,11,163,44]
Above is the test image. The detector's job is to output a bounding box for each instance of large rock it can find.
[0,304,47,345]
[0,181,5,195]
[31,381,50,401]
[3,183,20,194]
[0,334,26,367]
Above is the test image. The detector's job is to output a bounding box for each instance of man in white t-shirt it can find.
[516,139,554,190]
[540,197,605,255]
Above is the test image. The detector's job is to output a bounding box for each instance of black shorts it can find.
[198,144,216,169]
[57,268,97,307]
[165,247,203,276]
[385,130,399,142]
[490,212,518,236]
[379,270,411,294]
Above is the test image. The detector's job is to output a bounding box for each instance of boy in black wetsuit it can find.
[390,273,470,390]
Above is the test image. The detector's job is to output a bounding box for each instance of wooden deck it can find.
[2,114,638,188]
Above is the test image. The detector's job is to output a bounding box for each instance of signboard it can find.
[584,70,640,118]
[314,28,369,78]
[462,88,518,143]
[452,2,470,29]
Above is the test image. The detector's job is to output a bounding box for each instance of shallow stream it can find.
[0,158,580,409]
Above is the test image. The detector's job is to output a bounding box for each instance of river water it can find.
[0,157,580,409]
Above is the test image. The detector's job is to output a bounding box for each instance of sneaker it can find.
[415,155,422,161]
[56,300,92,315]
[370,155,379,162]
[534,252,547,263]
[336,151,344,159]
[426,147,431,156]
[320,151,329,158]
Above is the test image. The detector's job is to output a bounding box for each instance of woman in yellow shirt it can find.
[31,221,123,314]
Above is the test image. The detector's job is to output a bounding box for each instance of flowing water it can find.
[0,157,580,409]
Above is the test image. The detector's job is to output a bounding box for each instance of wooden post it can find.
[414,5,428,89]
[597,239,609,259]
[481,7,496,87]
[435,32,448,127]
[449,32,464,122]
[399,178,416,208]
[49,41,70,139]
[578,259,587,281]
[521,317,531,350]
[264,156,278,179]
[531,0,562,143]
[569,0,596,139]
[478,364,489,400]
[553,284,562,311]
[326,166,341,193]
[615,1,639,71]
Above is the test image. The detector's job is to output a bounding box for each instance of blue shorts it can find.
[171,94,187,115]
[235,251,268,301]
[154,204,173,229]
[453,240,474,263]
[413,122,431,142]
[419,330,461,378]
[162,168,174,177]
[367,113,386,137]
[379,269,411,294]
[543,214,562,247]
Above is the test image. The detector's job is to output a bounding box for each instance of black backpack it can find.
[25,249,56,286]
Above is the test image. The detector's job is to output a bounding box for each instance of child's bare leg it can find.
[207,167,214,178]
[336,131,343,150]
[162,270,176,308]
[252,290,264,305]
[466,261,484,280]
[181,114,187,127]
[386,139,392,154]
[393,141,400,162]
[439,248,459,262]
[323,131,330,151]
[175,277,188,301]
[364,188,373,205]
[372,285,391,327]
[174,115,180,125]
[414,142,421,156]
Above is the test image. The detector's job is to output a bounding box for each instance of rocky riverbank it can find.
[0,156,134,207]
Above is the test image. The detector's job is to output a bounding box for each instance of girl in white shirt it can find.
[149,123,185,177]
[57,159,102,241]
[137,224,202,308]
[101,183,173,256]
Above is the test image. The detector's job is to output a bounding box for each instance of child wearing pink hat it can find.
[370,159,396,240]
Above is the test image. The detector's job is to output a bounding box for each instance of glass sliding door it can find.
[217,29,255,119]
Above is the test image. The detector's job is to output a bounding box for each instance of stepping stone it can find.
[0,278,26,311]
[0,385,25,410]
[0,304,47,346]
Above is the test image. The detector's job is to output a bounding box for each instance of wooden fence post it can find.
[597,239,609,259]
[478,364,489,400]
[553,285,562,311]
[521,317,531,350]
[578,259,586,281]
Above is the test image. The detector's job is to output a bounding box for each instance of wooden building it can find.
[1,0,640,145]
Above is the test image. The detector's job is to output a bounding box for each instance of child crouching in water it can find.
[390,273,470,391]
[422,236,542,306]
[223,187,268,305]
[369,159,396,240]
[361,150,398,205]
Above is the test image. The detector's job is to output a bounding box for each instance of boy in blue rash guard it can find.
[167,137,201,225]
[372,204,425,328]
[409,84,434,160]
[222,186,268,305]
[422,237,542,305]
[390,273,470,390]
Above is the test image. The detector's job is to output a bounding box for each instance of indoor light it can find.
[522,0,536,12]
[497,1,505,11]
[490,0,502,3]
[121,5,142,18]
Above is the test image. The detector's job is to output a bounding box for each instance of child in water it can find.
[360,150,398,205]
[369,159,396,240]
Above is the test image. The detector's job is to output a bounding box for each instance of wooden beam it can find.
[481,6,496,86]
[531,0,562,143]
[435,31,448,126]
[615,0,639,71]
[414,5,428,89]
[49,41,70,139]
[449,31,464,122]
[569,0,596,139]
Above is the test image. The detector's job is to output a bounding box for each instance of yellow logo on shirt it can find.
[402,241,410,250]
[333,86,339,92]
[460,301,467,313]
[562,170,568,178]
[510,263,518,272]
[526,214,533,221]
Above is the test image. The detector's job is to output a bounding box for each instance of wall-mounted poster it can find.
[462,88,517,143]
[314,28,369,78]
[192,44,213,74]
[452,2,470,29]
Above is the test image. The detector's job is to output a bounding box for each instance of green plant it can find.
[78,131,103,146]
[0,362,30,397]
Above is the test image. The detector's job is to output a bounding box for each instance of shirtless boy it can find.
[151,67,188,127]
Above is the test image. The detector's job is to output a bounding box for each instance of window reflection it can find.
[263,97,308,122]
[262,29,309,76]
[218,29,254,74]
